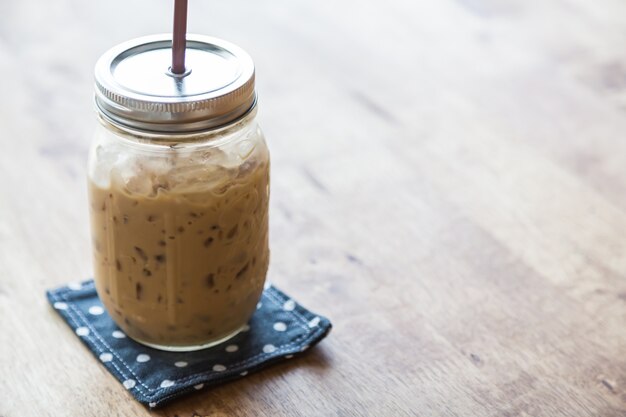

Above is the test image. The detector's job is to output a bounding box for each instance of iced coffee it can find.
[88,132,270,349]
[89,34,269,350]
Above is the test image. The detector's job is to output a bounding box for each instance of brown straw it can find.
[171,0,188,74]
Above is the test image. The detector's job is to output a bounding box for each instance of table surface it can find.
[2,0,626,416]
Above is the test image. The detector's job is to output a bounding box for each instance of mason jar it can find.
[87,35,270,351]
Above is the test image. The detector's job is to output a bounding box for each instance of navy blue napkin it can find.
[46,280,331,408]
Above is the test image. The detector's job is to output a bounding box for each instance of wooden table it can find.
[1,0,625,415]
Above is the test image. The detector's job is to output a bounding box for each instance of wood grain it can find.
[1,0,626,415]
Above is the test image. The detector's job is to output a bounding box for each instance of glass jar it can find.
[87,35,270,351]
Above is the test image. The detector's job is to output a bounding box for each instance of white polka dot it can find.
[53,302,68,310]
[263,281,271,290]
[99,352,113,362]
[136,354,151,363]
[283,300,296,311]
[194,384,204,390]
[213,364,227,372]
[89,306,104,316]
[67,282,82,290]
[123,379,136,389]
[160,379,174,388]
[256,301,262,309]
[263,344,276,353]
[76,327,89,336]
[273,322,287,332]
[308,317,320,328]
[301,345,309,352]
[149,402,157,408]
[285,355,294,359]
[112,330,126,339]
[240,371,248,376]
[174,361,188,368]
[225,344,239,353]
[241,324,250,332]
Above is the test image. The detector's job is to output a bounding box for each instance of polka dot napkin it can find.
[46,280,331,409]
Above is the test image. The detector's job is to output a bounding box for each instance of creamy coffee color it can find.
[88,137,270,349]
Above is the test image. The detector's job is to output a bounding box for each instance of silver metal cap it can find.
[94,34,256,133]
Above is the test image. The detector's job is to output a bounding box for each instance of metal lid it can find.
[94,34,256,133]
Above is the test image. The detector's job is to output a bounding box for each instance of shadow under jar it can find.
[88,35,270,351]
